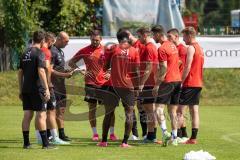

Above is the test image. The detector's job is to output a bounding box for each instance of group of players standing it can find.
[18,25,204,149]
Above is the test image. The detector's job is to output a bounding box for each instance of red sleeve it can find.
[178,45,187,61]
[145,45,155,61]
[41,48,51,61]
[104,45,116,70]
[158,47,168,62]
[72,49,84,61]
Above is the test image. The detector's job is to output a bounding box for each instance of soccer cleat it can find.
[142,138,162,144]
[184,138,197,144]
[97,142,108,147]
[178,137,189,144]
[162,131,171,147]
[42,145,58,150]
[120,143,132,148]
[51,137,70,145]
[142,135,147,140]
[109,133,118,141]
[23,144,32,149]
[128,135,140,141]
[92,134,99,141]
[171,138,178,146]
[59,135,71,141]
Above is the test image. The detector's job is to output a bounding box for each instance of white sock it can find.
[50,129,58,139]
[92,127,97,134]
[109,127,114,134]
[160,120,167,134]
[35,130,42,142]
[172,129,178,139]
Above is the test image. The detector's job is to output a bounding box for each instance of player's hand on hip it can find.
[152,85,159,97]
[44,89,50,102]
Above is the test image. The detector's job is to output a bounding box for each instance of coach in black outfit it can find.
[51,31,73,141]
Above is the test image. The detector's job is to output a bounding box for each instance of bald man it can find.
[51,31,73,141]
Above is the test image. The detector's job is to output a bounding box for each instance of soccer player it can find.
[35,32,69,145]
[68,30,117,141]
[167,28,189,142]
[180,27,204,144]
[51,31,73,141]
[119,28,148,140]
[18,30,55,149]
[136,27,160,143]
[151,25,181,146]
[97,29,140,147]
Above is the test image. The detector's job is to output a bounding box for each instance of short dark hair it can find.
[33,30,45,43]
[136,27,151,35]
[45,32,55,43]
[181,27,196,37]
[90,29,102,37]
[151,25,165,35]
[167,28,179,35]
[116,29,130,43]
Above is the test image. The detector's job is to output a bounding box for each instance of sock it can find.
[153,128,157,139]
[109,127,114,134]
[191,128,198,139]
[147,132,155,140]
[47,129,51,139]
[122,134,129,144]
[22,131,30,146]
[181,127,188,138]
[58,128,65,138]
[160,120,167,134]
[139,111,147,137]
[172,129,178,139]
[102,134,108,142]
[39,130,48,147]
[177,128,182,138]
[35,130,42,142]
[92,127,97,135]
[50,129,58,139]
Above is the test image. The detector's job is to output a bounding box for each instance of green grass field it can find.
[0,70,240,160]
[0,105,240,160]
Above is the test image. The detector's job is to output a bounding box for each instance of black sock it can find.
[153,128,157,139]
[181,127,188,137]
[147,132,155,140]
[131,111,139,137]
[177,129,182,138]
[191,128,198,139]
[47,129,51,139]
[122,134,129,144]
[58,128,65,138]
[22,131,30,146]
[39,130,49,147]
[139,111,147,136]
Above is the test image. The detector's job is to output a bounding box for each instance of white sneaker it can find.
[128,135,140,141]
[142,135,147,140]
[51,137,70,145]
[180,137,189,144]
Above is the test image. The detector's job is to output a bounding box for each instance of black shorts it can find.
[155,82,181,105]
[100,86,135,107]
[139,86,155,105]
[47,88,56,110]
[54,90,67,108]
[22,92,47,111]
[84,84,102,104]
[179,87,202,105]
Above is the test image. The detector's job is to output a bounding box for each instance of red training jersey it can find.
[177,43,187,78]
[183,42,204,87]
[158,41,181,83]
[71,45,106,86]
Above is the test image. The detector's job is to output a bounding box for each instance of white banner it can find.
[63,36,240,68]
